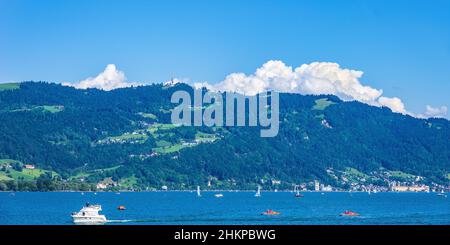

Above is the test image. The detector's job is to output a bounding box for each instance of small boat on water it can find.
[214,193,224,198]
[197,186,201,197]
[261,210,280,216]
[437,190,447,197]
[294,185,303,198]
[71,203,107,224]
[117,205,126,210]
[340,210,360,217]
[255,186,261,197]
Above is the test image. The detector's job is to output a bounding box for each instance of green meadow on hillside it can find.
[0,159,57,181]
[312,98,336,110]
[0,83,20,91]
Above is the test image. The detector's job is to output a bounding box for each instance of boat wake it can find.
[105,219,135,223]
[105,218,162,224]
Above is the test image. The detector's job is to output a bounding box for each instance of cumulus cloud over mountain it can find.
[195,60,447,119]
[196,61,384,102]
[65,61,447,119]
[378,97,407,114]
[421,105,448,118]
[64,64,139,91]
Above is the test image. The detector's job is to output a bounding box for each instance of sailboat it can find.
[437,190,447,197]
[197,186,201,197]
[294,185,303,198]
[255,186,261,197]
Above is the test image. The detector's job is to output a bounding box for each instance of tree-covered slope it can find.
[0,82,448,190]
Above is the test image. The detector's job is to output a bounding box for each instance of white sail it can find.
[255,185,261,197]
[197,186,201,197]
[294,185,303,197]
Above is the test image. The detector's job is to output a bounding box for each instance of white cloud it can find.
[421,105,448,118]
[195,60,413,115]
[62,61,447,120]
[65,64,139,91]
[295,62,383,104]
[378,96,407,114]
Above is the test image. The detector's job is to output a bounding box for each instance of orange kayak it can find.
[117,205,126,210]
[340,210,359,216]
[261,210,280,215]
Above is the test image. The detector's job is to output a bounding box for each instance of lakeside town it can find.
[1,160,448,193]
[92,167,447,193]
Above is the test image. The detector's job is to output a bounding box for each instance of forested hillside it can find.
[0,82,449,191]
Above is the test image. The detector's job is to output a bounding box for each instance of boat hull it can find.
[72,215,107,224]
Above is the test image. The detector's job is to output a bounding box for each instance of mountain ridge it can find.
[0,82,448,191]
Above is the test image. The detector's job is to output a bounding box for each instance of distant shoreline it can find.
[0,190,437,193]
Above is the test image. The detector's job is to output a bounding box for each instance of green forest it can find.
[0,82,449,191]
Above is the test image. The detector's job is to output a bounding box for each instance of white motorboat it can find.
[71,203,107,224]
[214,193,224,198]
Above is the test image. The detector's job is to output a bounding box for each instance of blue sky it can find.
[1,0,449,116]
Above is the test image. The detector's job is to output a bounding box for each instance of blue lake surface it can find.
[0,191,449,225]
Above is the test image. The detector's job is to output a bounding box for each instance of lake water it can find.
[0,191,449,225]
